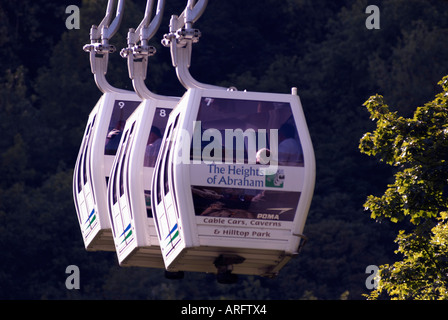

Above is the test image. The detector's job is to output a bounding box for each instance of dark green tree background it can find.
[1,0,447,299]
[360,78,448,299]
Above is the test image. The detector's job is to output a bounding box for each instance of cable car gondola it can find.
[151,0,315,283]
[106,0,180,269]
[73,0,141,251]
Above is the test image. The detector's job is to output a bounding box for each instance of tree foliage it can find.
[360,77,448,299]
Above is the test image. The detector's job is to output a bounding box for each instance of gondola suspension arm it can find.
[120,0,178,101]
[162,0,229,90]
[83,0,128,94]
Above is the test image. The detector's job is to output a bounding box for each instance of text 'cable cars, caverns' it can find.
[73,0,141,251]
[151,0,316,283]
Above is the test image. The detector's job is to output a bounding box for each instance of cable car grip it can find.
[82,0,128,94]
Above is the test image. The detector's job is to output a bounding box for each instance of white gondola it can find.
[106,0,180,269]
[152,0,315,283]
[73,0,141,251]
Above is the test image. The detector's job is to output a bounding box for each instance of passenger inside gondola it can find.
[278,122,303,166]
[105,120,125,155]
[144,125,163,167]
